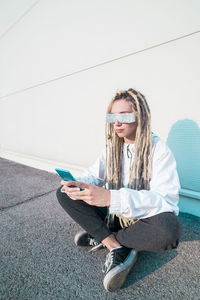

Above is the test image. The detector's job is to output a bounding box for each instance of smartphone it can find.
[55,168,76,181]
[55,168,84,190]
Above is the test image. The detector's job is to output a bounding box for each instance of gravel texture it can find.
[0,158,200,300]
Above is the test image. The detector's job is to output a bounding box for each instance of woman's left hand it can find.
[61,180,111,207]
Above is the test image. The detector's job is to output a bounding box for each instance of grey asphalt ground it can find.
[0,157,200,300]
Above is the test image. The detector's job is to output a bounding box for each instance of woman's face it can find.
[110,99,138,144]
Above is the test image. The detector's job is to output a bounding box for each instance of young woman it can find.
[56,88,181,292]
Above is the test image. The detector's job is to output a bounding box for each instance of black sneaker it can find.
[74,231,104,252]
[102,246,138,292]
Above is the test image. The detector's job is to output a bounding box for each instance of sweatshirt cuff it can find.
[109,190,121,214]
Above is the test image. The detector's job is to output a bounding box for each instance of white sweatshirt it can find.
[77,133,180,219]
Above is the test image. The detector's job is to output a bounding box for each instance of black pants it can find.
[56,186,181,252]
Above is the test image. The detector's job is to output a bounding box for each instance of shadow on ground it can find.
[123,250,178,289]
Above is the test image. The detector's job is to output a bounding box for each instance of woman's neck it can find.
[124,138,135,144]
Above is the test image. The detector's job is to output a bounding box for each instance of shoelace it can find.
[88,238,99,246]
[88,237,105,252]
[102,251,114,273]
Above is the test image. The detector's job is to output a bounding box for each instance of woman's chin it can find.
[116,132,126,138]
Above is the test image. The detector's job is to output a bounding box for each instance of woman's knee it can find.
[56,186,69,205]
[56,186,62,199]
[156,213,181,250]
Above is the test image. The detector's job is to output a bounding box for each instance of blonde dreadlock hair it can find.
[105,88,152,227]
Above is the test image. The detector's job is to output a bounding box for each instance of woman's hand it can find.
[61,180,110,207]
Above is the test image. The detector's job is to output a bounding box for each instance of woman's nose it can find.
[115,119,122,126]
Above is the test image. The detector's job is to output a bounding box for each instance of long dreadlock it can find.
[105,88,152,227]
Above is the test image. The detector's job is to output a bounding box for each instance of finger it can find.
[67,195,92,203]
[61,186,70,193]
[61,185,74,193]
[73,181,90,189]
[68,187,83,192]
[61,187,66,193]
[61,180,74,186]
[68,189,88,197]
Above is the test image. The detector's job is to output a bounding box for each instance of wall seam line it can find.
[0,0,41,41]
[1,30,200,100]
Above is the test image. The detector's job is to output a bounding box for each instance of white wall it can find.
[0,0,200,176]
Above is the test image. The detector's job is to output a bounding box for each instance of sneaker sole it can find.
[103,250,138,292]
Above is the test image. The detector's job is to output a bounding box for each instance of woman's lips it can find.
[116,129,124,133]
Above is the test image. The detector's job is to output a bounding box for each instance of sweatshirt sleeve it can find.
[76,149,106,187]
[109,140,180,219]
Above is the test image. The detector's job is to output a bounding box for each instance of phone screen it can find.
[55,168,76,181]
[55,168,84,191]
